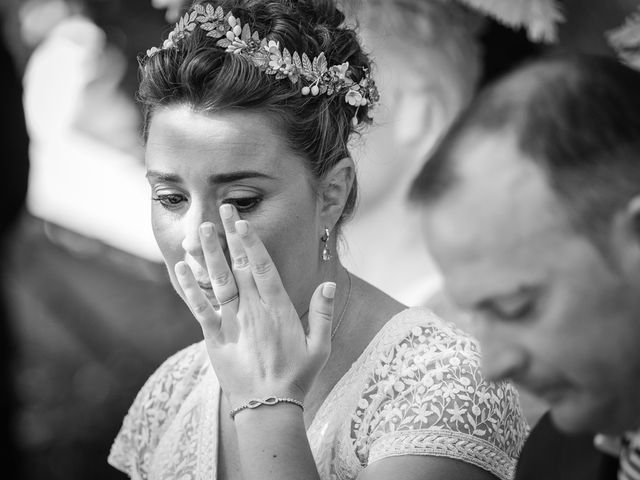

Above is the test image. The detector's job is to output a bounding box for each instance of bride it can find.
[108,1,528,479]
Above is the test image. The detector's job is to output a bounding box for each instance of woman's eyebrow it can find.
[208,171,276,184]
[145,170,275,183]
[145,171,181,182]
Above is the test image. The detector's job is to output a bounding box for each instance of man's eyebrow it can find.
[145,170,276,183]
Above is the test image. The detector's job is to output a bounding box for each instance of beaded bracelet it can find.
[229,396,304,419]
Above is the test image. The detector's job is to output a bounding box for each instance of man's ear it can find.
[392,83,448,160]
[319,157,356,227]
[611,195,640,280]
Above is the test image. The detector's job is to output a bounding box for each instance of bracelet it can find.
[229,396,304,419]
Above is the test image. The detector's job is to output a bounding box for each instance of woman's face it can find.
[145,105,324,313]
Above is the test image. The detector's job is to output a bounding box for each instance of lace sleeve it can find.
[107,342,205,479]
[351,320,529,480]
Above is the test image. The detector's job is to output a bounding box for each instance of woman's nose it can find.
[181,225,202,258]
[181,207,226,257]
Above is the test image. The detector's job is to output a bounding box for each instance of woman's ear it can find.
[319,157,356,227]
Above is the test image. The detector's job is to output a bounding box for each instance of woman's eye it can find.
[152,193,187,210]
[224,197,262,213]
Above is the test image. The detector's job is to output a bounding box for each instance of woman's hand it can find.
[173,204,335,408]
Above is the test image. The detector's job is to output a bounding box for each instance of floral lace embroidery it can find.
[309,309,529,480]
[352,323,525,465]
[108,342,208,479]
[152,396,207,479]
[108,309,529,480]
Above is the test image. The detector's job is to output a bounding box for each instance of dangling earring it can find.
[321,227,331,261]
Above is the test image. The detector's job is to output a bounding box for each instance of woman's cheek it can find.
[152,214,183,271]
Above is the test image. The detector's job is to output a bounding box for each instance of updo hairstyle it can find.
[139,0,376,223]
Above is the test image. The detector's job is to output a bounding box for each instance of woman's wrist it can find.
[232,398,305,428]
[229,396,304,420]
[232,400,318,480]
[226,383,307,411]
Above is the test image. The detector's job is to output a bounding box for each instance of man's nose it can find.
[481,344,528,382]
[473,318,528,382]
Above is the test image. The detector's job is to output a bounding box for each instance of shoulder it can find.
[127,341,209,414]
[364,306,477,356]
[352,308,529,480]
[108,341,209,477]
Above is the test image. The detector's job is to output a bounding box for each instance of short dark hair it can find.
[138,0,375,224]
[410,54,640,247]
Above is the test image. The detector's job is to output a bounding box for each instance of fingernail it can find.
[200,222,214,237]
[322,282,336,299]
[235,220,248,236]
[220,204,233,219]
[175,262,188,275]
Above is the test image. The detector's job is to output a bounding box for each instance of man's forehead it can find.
[439,239,545,305]
[430,130,567,243]
[451,128,532,185]
[421,129,572,303]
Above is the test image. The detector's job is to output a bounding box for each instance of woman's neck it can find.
[298,262,350,336]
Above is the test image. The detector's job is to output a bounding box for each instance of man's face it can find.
[421,129,640,434]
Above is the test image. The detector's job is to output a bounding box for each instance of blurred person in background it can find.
[108,1,529,478]
[150,0,185,21]
[410,53,640,480]
[340,0,640,431]
[339,0,485,307]
[20,0,141,154]
[341,0,640,312]
[21,0,156,257]
[401,2,640,479]
[336,0,555,429]
[19,0,166,259]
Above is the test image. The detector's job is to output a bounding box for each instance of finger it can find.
[219,204,257,297]
[306,282,335,362]
[175,261,222,339]
[199,222,239,307]
[235,219,288,305]
[219,203,246,264]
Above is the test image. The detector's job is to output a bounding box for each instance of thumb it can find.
[306,282,335,361]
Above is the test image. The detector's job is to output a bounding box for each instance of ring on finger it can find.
[218,293,239,306]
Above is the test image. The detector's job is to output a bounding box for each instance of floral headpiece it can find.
[145,3,379,124]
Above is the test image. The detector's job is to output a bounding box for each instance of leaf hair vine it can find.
[145,3,380,125]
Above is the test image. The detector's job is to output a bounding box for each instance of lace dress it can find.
[108,308,529,480]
